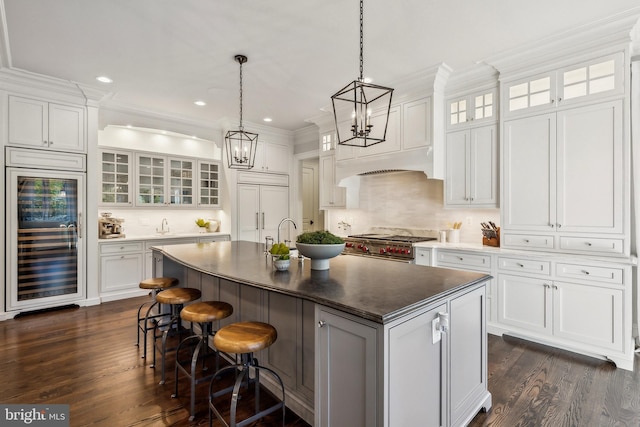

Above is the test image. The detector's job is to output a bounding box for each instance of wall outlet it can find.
[466,216,473,226]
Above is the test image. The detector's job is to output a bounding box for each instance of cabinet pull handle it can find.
[543,283,550,288]
[255,212,259,230]
[262,212,265,229]
[552,284,558,290]
[318,320,326,328]
[78,212,82,238]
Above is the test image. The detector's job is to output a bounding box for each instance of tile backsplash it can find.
[327,171,500,244]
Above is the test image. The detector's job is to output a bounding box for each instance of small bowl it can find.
[273,258,290,271]
[295,242,345,270]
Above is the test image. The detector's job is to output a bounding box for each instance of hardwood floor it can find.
[1,296,639,426]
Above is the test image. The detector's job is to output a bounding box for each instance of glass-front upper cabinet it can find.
[503,52,623,117]
[198,160,221,208]
[100,149,132,206]
[447,88,497,129]
[135,154,194,207]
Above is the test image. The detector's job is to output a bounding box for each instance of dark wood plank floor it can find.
[1,296,639,426]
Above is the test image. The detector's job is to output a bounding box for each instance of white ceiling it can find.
[1,0,639,132]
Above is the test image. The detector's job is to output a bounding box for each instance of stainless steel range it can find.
[343,234,437,262]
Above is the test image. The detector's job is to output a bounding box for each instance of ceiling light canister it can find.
[331,0,393,148]
[225,54,258,169]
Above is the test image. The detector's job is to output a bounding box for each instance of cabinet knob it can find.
[318,320,326,328]
[524,239,530,243]
[557,223,562,228]
[582,270,590,275]
[517,263,524,267]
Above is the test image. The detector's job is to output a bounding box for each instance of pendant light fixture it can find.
[331,0,393,148]
[225,54,258,169]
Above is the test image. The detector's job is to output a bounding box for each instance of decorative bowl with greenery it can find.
[270,242,291,271]
[295,231,345,270]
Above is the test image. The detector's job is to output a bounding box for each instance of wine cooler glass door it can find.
[7,168,85,311]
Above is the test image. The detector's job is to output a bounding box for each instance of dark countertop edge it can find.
[156,247,492,325]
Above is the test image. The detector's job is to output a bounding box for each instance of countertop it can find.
[153,240,491,324]
[98,232,230,242]
[413,240,638,265]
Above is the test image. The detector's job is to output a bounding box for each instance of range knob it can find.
[357,244,363,249]
[394,247,400,253]
[346,242,354,248]
[379,248,386,254]
[401,248,407,255]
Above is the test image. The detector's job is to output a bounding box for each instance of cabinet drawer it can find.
[145,238,197,250]
[100,242,143,254]
[503,233,554,250]
[414,248,432,266]
[556,263,623,285]
[498,257,551,276]
[559,237,624,255]
[437,251,491,271]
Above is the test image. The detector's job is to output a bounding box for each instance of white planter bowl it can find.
[273,258,290,271]
[295,242,345,270]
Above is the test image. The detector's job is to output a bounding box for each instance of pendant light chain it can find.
[359,0,364,81]
[239,57,244,130]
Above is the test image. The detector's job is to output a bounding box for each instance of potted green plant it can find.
[295,231,345,270]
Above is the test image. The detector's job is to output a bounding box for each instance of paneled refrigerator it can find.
[6,165,85,312]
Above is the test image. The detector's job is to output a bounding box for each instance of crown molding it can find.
[486,8,640,77]
[445,63,499,97]
[0,67,109,104]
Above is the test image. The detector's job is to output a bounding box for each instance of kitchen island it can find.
[152,241,492,427]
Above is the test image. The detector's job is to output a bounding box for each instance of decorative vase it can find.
[295,243,345,270]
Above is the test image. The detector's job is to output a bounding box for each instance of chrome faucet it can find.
[157,218,169,234]
[277,217,297,244]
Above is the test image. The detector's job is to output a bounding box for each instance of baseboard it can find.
[100,289,149,303]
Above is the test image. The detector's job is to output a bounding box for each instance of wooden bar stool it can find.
[208,321,285,427]
[172,301,233,421]
[136,277,178,360]
[152,287,201,385]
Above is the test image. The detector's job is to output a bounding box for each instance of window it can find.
[450,99,467,125]
[508,77,551,112]
[563,59,615,100]
[474,93,494,120]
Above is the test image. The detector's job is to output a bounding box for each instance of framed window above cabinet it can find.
[502,52,623,118]
[446,88,497,130]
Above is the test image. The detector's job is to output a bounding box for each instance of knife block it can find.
[482,227,500,247]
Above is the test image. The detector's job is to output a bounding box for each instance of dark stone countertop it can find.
[154,240,491,324]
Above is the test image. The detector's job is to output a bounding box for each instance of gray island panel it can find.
[153,240,491,323]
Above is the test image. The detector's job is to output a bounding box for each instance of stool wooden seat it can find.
[136,277,179,360]
[156,287,202,305]
[213,321,277,354]
[209,321,285,427]
[172,301,233,421]
[152,287,201,385]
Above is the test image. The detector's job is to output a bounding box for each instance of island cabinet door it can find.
[316,306,379,427]
[449,286,490,427]
[387,303,447,427]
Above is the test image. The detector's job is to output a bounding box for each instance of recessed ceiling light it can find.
[194,100,206,106]
[263,117,273,122]
[96,76,113,83]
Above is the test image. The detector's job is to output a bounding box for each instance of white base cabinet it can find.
[99,241,145,302]
[316,283,490,427]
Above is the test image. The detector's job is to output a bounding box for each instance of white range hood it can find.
[335,145,434,186]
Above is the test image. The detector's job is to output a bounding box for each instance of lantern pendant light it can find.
[331,0,393,148]
[225,54,258,169]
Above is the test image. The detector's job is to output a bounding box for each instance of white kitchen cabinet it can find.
[496,252,632,370]
[435,249,497,326]
[143,238,196,279]
[502,53,623,118]
[237,183,289,244]
[354,105,401,158]
[447,89,496,130]
[8,95,85,152]
[253,140,291,174]
[319,154,346,209]
[445,124,497,207]
[197,160,222,208]
[414,247,432,266]
[403,96,432,149]
[502,100,624,255]
[135,154,194,207]
[99,241,145,301]
[100,149,133,206]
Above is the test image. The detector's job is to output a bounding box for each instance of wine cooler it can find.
[6,166,85,312]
